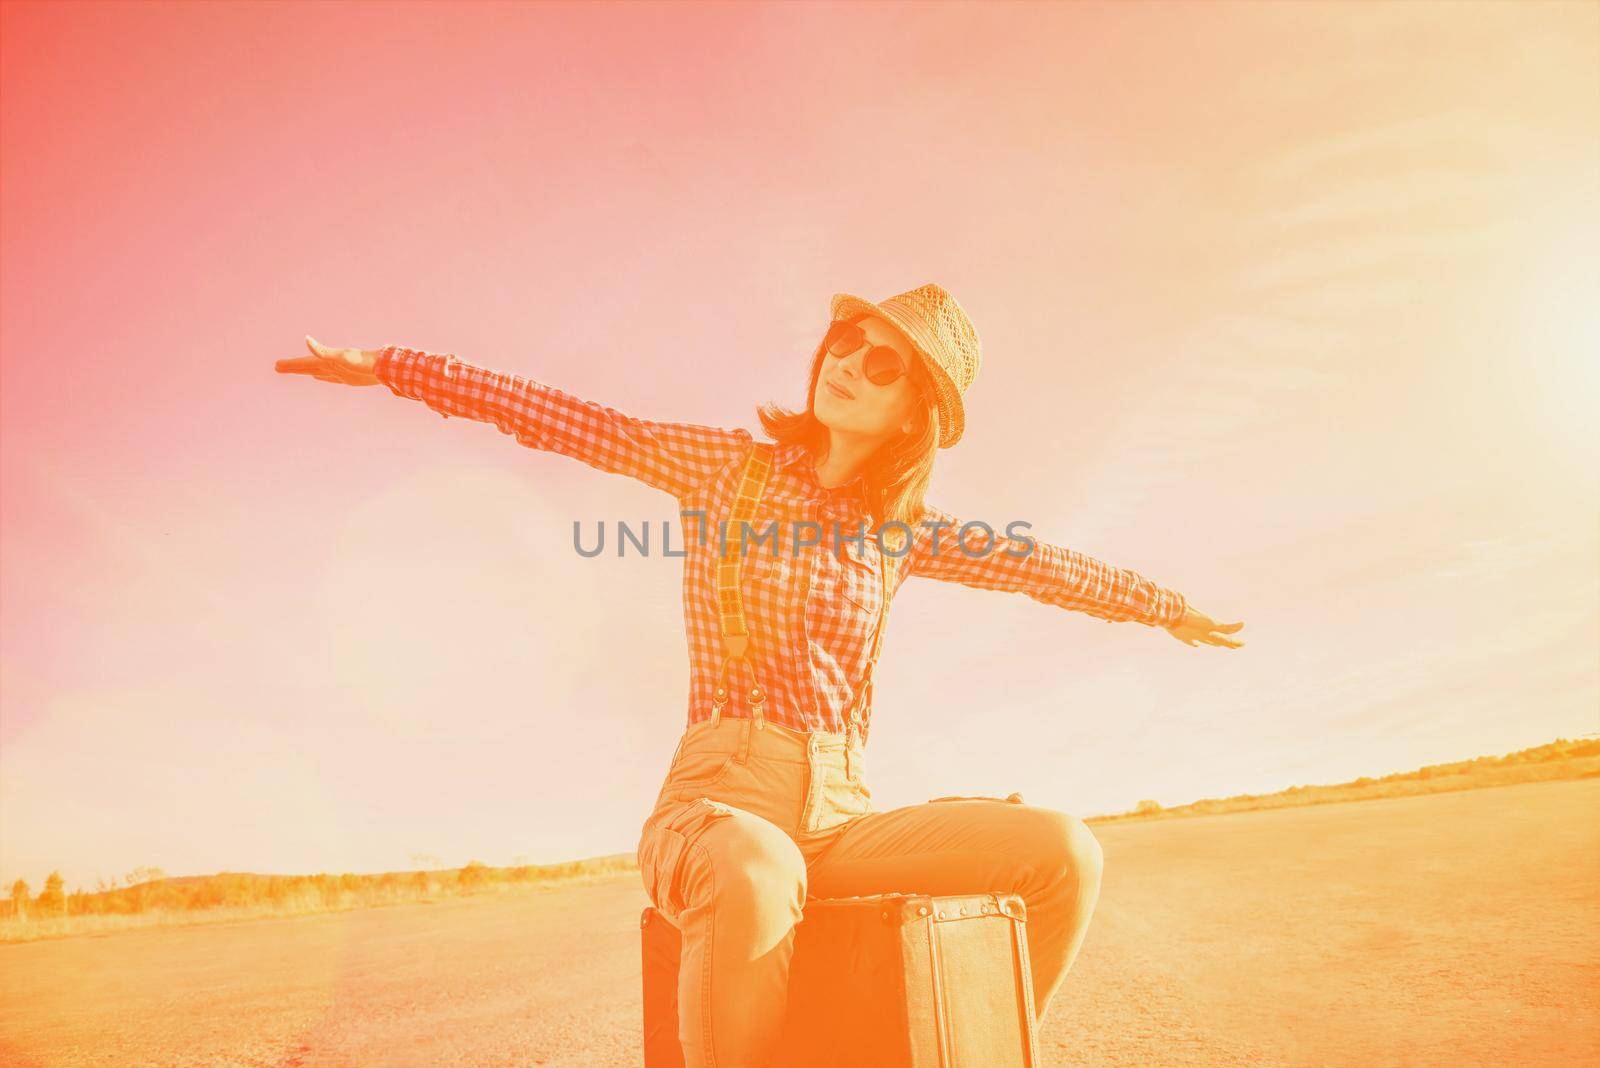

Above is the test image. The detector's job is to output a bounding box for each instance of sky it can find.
[2,1,1596,894]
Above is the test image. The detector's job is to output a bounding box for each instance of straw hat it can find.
[829,282,982,449]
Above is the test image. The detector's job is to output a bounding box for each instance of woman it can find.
[277,282,1243,1066]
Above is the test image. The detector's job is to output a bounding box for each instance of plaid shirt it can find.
[374,346,1188,743]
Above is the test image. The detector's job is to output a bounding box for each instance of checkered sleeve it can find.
[374,345,751,500]
[905,503,1188,628]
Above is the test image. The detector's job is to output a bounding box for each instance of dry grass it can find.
[0,856,636,944]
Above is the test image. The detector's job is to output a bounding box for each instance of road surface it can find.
[2,777,1596,1066]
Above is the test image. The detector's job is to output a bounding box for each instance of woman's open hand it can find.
[275,336,381,386]
[1166,605,1244,649]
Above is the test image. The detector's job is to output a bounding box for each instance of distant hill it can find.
[8,736,1596,943]
[2,854,636,943]
[1088,736,1600,823]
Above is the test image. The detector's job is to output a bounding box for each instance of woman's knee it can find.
[694,810,809,915]
[1033,809,1105,889]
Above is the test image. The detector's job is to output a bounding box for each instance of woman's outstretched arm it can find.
[373,345,750,500]
[901,502,1189,629]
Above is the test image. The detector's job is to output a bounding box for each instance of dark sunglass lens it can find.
[825,321,863,354]
[863,345,907,385]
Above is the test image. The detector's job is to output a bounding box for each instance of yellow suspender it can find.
[848,534,900,749]
[710,442,775,729]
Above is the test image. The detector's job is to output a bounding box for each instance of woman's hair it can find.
[755,314,940,544]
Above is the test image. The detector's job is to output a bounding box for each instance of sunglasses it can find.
[823,319,912,387]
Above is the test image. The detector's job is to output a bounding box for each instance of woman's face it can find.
[813,315,925,441]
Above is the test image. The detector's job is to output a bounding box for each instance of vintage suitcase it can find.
[641,889,1042,1067]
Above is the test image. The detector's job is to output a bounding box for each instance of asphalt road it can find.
[2,777,1596,1066]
